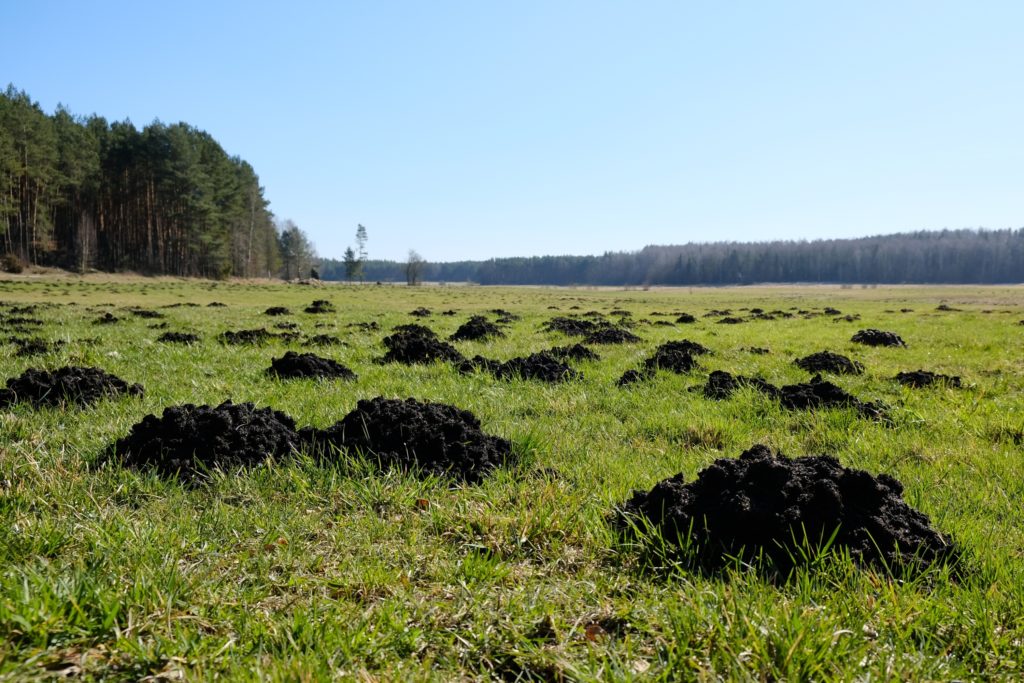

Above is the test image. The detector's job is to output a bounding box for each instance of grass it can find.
[0,276,1022,680]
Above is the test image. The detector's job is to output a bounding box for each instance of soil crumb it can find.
[618,444,959,576]
[0,366,143,408]
[852,329,907,347]
[450,315,506,342]
[267,351,357,380]
[795,351,864,375]
[114,400,301,479]
[895,370,962,388]
[157,332,200,344]
[302,397,513,483]
[380,325,465,365]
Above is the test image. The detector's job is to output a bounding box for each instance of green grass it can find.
[1,276,1023,680]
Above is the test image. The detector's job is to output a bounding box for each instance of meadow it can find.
[1,275,1023,681]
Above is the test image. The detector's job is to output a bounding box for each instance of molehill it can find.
[0,366,143,408]
[852,329,907,347]
[267,351,357,380]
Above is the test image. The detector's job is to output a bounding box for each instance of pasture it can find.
[1,276,1022,680]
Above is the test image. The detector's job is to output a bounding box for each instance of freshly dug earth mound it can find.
[618,444,959,575]
[267,351,357,380]
[546,344,600,362]
[584,326,641,344]
[641,340,710,374]
[409,307,432,317]
[347,321,380,331]
[380,326,465,365]
[542,316,598,337]
[304,300,335,314]
[220,328,275,345]
[305,334,343,346]
[795,351,864,375]
[0,366,143,408]
[128,308,164,319]
[675,313,697,324]
[114,400,301,479]
[265,306,291,316]
[779,375,886,419]
[157,332,200,344]
[461,352,580,383]
[717,317,746,325]
[450,315,506,342]
[852,329,907,347]
[207,302,227,308]
[274,322,298,330]
[302,397,514,483]
[12,338,65,356]
[94,312,121,325]
[895,370,962,388]
[702,370,779,400]
[617,369,648,386]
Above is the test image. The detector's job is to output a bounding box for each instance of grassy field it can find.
[1,276,1023,681]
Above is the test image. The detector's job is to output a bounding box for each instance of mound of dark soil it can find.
[834,315,861,323]
[618,444,959,575]
[94,312,121,325]
[675,313,697,324]
[584,326,641,345]
[0,366,143,408]
[265,306,291,316]
[491,308,520,321]
[113,400,301,479]
[302,397,513,482]
[347,321,380,331]
[895,370,962,389]
[717,317,746,325]
[542,316,597,337]
[450,315,506,342]
[157,332,200,344]
[616,369,649,386]
[148,322,169,330]
[546,344,600,362]
[441,309,458,316]
[641,340,710,374]
[745,347,770,355]
[461,352,580,383]
[5,316,44,327]
[779,375,886,419]
[304,300,335,314]
[795,351,864,375]
[207,302,227,308]
[274,322,298,330]
[305,334,343,346]
[12,338,65,356]
[267,351,357,380]
[219,328,275,345]
[380,326,465,365]
[823,307,842,315]
[702,371,779,400]
[852,329,907,347]
[409,307,432,317]
[128,308,164,319]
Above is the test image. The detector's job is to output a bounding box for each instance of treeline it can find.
[0,85,306,277]
[321,229,1024,285]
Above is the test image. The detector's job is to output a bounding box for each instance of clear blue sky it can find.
[4,1,1022,262]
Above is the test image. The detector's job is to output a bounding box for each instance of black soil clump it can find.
[12,338,65,356]
[717,317,746,325]
[0,366,143,409]
[207,302,227,308]
[113,400,301,480]
[617,369,647,386]
[304,300,336,314]
[642,340,710,374]
[584,326,641,345]
[779,375,887,420]
[852,329,907,347]
[702,371,779,400]
[157,332,200,344]
[675,313,697,324]
[305,334,344,346]
[542,316,597,337]
[380,326,465,365]
[618,444,960,576]
[265,306,291,316]
[546,344,600,362]
[302,397,514,483]
[461,352,580,383]
[267,351,357,380]
[347,321,380,331]
[450,315,506,342]
[409,307,432,317]
[895,370,962,389]
[795,351,864,375]
[94,312,121,325]
[128,308,164,319]
[220,328,275,345]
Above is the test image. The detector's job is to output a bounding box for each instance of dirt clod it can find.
[304,300,335,314]
[114,401,301,479]
[618,444,959,575]
[851,329,907,347]
[779,375,886,419]
[219,328,275,345]
[895,370,962,389]
[409,307,432,317]
[380,326,465,365]
[94,312,121,325]
[542,316,597,337]
[450,316,506,342]
[157,332,200,344]
[795,351,864,375]
[461,352,580,383]
[265,306,291,316]
[584,326,641,345]
[546,344,600,362]
[302,397,514,482]
[675,313,697,324]
[642,340,710,374]
[0,366,143,408]
[702,371,779,400]
[267,351,357,380]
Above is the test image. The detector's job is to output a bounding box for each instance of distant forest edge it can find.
[0,85,318,279]
[321,229,1024,286]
